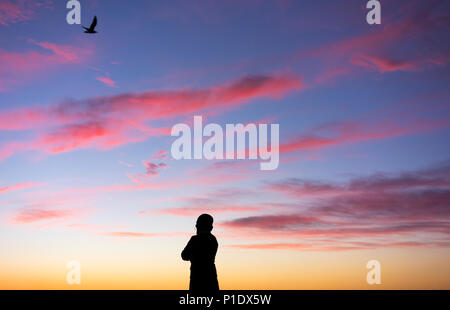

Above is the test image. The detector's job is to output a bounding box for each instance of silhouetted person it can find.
[181,214,219,293]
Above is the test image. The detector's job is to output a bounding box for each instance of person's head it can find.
[196,213,214,233]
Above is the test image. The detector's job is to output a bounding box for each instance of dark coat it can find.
[182,233,219,292]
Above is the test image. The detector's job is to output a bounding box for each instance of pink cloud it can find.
[265,179,343,197]
[56,177,179,197]
[308,67,350,88]
[222,214,319,230]
[227,243,312,250]
[126,159,169,184]
[307,1,448,59]
[97,231,186,238]
[151,205,262,217]
[66,223,128,231]
[35,166,249,203]
[288,0,450,84]
[279,114,450,155]
[97,232,160,237]
[29,40,82,63]
[118,160,133,167]
[351,53,450,73]
[219,162,450,250]
[0,182,40,194]
[140,186,268,217]
[12,208,76,224]
[34,121,111,154]
[350,54,418,73]
[4,119,168,158]
[0,39,92,91]
[225,240,450,252]
[7,193,93,229]
[0,0,50,25]
[279,123,397,154]
[0,73,301,160]
[143,161,167,176]
[152,149,168,160]
[0,107,49,131]
[96,76,116,87]
[182,161,254,188]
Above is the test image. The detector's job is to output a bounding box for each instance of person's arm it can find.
[181,236,194,261]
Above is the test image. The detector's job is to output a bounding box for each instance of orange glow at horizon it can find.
[1,241,449,289]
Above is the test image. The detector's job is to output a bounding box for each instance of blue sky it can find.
[0,0,449,289]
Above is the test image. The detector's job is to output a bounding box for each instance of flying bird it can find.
[83,16,98,34]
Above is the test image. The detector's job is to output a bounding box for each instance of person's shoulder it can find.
[210,233,218,242]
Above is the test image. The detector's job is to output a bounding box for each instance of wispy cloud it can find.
[0,0,51,25]
[0,39,92,91]
[350,54,419,73]
[96,76,116,87]
[226,240,450,252]
[12,208,76,224]
[152,149,168,160]
[66,223,127,231]
[0,74,301,160]
[289,0,450,86]
[29,39,82,63]
[7,194,92,229]
[118,160,133,167]
[143,186,267,217]
[143,161,167,176]
[279,107,450,155]
[220,162,450,251]
[150,205,262,217]
[0,182,40,194]
[96,231,186,238]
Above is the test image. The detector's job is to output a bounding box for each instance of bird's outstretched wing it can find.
[90,16,97,31]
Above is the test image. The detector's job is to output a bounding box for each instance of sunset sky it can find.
[0,0,449,289]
